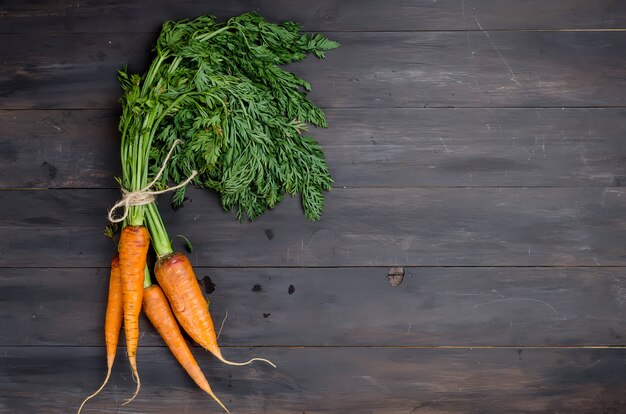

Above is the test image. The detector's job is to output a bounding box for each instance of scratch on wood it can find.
[583,359,602,370]
[474,17,521,86]
[537,135,547,157]
[439,137,452,154]
[474,16,489,38]
[37,119,62,132]
[521,147,532,160]
[485,108,503,130]
[358,375,390,393]
[474,298,561,319]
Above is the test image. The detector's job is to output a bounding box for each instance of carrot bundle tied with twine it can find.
[83,12,338,411]
[108,139,197,224]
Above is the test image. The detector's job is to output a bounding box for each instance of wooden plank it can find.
[2,187,625,267]
[2,0,625,33]
[323,108,626,187]
[2,108,626,189]
[2,266,625,347]
[3,31,626,109]
[0,110,120,188]
[1,346,625,413]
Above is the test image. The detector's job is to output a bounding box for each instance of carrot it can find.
[78,255,123,414]
[118,225,150,404]
[143,285,230,412]
[155,252,275,367]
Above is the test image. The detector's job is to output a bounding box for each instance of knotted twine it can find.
[108,139,197,223]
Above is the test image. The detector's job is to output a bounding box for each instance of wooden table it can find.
[2,1,626,412]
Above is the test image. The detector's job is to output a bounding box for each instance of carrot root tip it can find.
[218,356,276,368]
[122,377,141,406]
[77,366,112,414]
[216,398,230,413]
[122,364,141,406]
[204,389,230,413]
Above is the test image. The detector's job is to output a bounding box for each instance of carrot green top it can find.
[116,12,338,255]
[118,12,338,220]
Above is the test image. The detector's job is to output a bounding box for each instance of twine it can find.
[108,139,197,223]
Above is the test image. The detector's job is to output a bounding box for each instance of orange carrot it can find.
[118,225,150,404]
[78,255,123,414]
[143,284,229,412]
[155,252,275,367]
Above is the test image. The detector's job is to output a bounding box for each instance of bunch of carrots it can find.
[78,12,337,413]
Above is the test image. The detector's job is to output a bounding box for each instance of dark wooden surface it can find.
[3,267,625,347]
[3,347,626,414]
[5,31,626,109]
[1,1,625,413]
[4,347,626,414]
[3,108,626,188]
[3,187,626,267]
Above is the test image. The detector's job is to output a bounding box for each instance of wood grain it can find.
[3,32,626,109]
[2,108,626,189]
[2,266,625,347]
[0,110,120,188]
[2,187,625,267]
[2,0,625,33]
[1,346,625,413]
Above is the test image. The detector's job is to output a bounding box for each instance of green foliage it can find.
[104,223,119,239]
[173,235,193,253]
[118,13,338,221]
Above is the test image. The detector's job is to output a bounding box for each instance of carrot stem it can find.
[144,202,172,257]
[143,265,152,289]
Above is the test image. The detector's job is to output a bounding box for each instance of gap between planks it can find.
[4,105,626,111]
[2,28,626,36]
[3,185,626,191]
[1,265,626,270]
[3,345,626,349]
